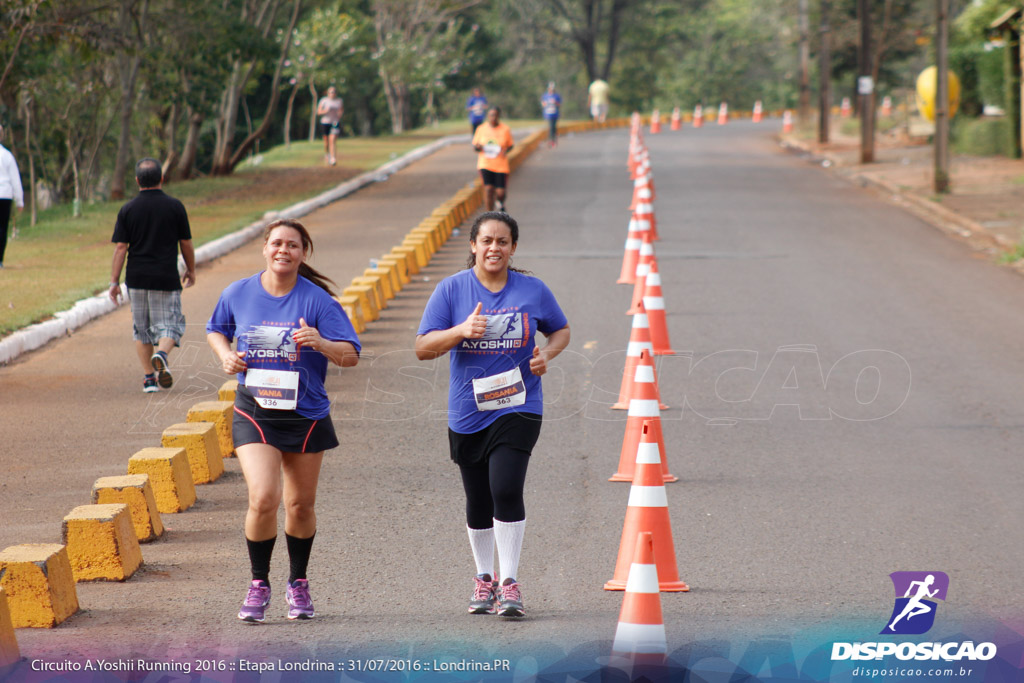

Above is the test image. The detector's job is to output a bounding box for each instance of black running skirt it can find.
[233,385,339,453]
[448,412,542,467]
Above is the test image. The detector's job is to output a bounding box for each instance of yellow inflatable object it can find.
[916,66,961,121]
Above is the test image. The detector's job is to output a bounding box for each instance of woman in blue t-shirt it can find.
[416,211,570,618]
[207,219,360,624]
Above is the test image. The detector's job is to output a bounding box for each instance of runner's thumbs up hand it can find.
[529,345,547,376]
[461,302,487,339]
[292,317,321,351]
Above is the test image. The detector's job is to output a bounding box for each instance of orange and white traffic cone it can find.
[610,352,677,483]
[627,235,654,315]
[782,109,793,134]
[881,95,892,118]
[841,97,852,118]
[610,531,668,664]
[606,421,688,590]
[752,100,763,123]
[717,101,728,125]
[634,192,657,242]
[629,173,652,212]
[650,109,661,134]
[617,214,646,285]
[612,302,667,411]
[643,261,674,356]
[670,107,681,131]
[693,104,703,128]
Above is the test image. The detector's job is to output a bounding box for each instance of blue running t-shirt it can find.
[418,268,568,434]
[207,273,361,419]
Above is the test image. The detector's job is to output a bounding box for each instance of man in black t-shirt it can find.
[109,158,196,393]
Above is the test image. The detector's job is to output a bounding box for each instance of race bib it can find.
[472,366,527,411]
[245,369,300,410]
[483,142,502,159]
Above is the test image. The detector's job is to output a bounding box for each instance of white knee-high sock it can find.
[466,526,495,578]
[493,518,525,584]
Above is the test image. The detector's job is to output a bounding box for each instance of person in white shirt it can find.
[0,124,25,268]
[316,87,344,166]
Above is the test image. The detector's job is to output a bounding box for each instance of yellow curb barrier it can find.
[161,422,224,484]
[343,285,379,322]
[351,275,386,312]
[187,401,235,459]
[91,475,164,543]
[336,295,366,334]
[219,379,238,402]
[0,588,19,665]
[417,219,446,245]
[363,268,396,300]
[377,256,409,285]
[401,236,430,268]
[0,544,79,628]
[409,228,440,256]
[368,263,401,295]
[390,246,420,275]
[62,504,143,582]
[127,447,196,513]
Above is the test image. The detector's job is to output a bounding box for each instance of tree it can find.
[109,0,152,200]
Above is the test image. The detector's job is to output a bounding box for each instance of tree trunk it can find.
[308,79,319,142]
[211,0,301,176]
[20,98,37,226]
[110,0,151,200]
[66,135,82,218]
[173,109,203,180]
[284,82,300,147]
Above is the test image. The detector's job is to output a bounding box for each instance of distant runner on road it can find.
[207,218,360,624]
[415,212,571,619]
[472,107,514,213]
[317,86,344,166]
[588,78,609,123]
[540,82,562,147]
[466,87,489,135]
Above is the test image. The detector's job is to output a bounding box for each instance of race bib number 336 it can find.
[246,369,299,410]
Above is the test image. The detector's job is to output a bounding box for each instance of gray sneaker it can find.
[497,579,524,618]
[468,573,498,614]
[150,351,173,389]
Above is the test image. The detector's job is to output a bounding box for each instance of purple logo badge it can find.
[881,571,949,635]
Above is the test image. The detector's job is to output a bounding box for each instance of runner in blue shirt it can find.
[207,219,360,624]
[466,87,489,135]
[416,211,571,618]
[540,82,562,147]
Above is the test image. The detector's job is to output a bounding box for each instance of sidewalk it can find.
[781,123,1024,262]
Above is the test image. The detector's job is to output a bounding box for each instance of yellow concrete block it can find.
[351,276,386,312]
[62,504,142,582]
[219,379,238,402]
[336,295,366,333]
[343,285,379,322]
[419,219,445,246]
[0,544,79,628]
[364,267,397,299]
[127,447,196,513]
[187,400,234,458]
[401,237,430,268]
[390,246,421,274]
[377,256,409,285]
[0,587,19,665]
[92,475,164,543]
[161,422,224,484]
[409,226,439,254]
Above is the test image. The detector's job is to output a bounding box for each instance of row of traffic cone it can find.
[606,123,690,669]
[647,101,771,133]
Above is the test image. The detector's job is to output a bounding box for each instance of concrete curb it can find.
[0,134,471,367]
[778,136,1015,252]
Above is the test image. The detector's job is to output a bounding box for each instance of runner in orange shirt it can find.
[471,107,514,212]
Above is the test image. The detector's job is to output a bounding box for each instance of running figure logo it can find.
[881,571,949,635]
[241,324,299,362]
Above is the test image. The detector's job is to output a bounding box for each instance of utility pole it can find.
[935,0,950,193]
[799,0,810,124]
[858,0,875,163]
[819,0,831,144]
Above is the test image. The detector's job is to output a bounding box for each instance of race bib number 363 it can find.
[472,366,527,411]
[246,369,299,410]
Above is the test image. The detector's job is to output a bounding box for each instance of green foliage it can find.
[952,115,1013,156]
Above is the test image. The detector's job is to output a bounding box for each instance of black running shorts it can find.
[479,169,508,189]
[233,385,339,453]
[448,412,541,466]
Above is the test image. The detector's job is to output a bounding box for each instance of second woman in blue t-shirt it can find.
[416,211,570,618]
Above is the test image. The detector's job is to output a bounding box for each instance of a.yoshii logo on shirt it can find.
[242,324,298,361]
[461,312,528,352]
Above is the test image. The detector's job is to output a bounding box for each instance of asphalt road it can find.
[2,121,1023,679]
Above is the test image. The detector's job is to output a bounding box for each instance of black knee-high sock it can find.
[246,536,276,585]
[286,532,316,583]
